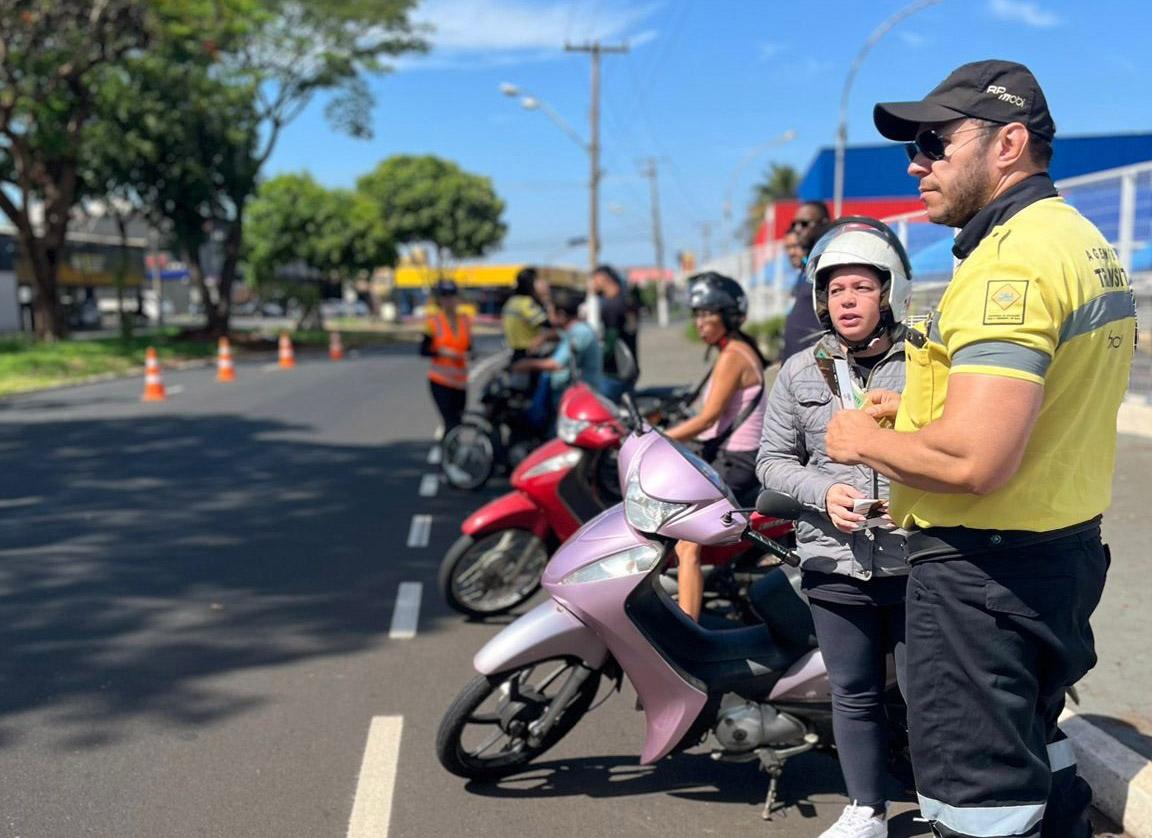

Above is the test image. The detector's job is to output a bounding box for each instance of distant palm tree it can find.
[743,163,799,243]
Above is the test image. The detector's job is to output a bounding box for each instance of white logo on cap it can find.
[986,85,1026,109]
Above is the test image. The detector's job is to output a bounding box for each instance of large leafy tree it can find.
[744,163,800,243]
[245,173,395,327]
[197,0,428,335]
[357,155,507,267]
[0,0,156,338]
[84,55,262,334]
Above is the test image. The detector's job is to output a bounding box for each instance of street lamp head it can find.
[520,96,539,111]
[499,82,519,97]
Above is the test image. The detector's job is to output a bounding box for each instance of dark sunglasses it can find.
[790,218,816,230]
[904,124,999,162]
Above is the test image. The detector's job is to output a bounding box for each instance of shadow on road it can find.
[0,412,477,752]
[463,749,926,832]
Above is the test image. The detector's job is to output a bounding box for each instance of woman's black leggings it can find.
[429,381,467,432]
[808,596,906,810]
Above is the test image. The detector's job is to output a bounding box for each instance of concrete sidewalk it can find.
[635,319,1151,836]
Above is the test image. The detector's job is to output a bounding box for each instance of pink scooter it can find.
[436,413,906,818]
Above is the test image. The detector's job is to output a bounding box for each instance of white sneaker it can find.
[817,801,888,838]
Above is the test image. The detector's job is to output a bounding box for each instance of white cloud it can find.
[758,41,787,61]
[897,30,927,47]
[414,0,659,59]
[987,0,1064,28]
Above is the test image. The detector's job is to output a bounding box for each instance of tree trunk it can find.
[184,245,214,335]
[211,203,246,338]
[20,229,67,341]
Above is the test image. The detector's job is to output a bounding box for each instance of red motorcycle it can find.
[437,383,793,619]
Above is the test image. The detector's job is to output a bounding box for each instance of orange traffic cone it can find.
[328,331,344,361]
[216,337,237,382]
[278,333,296,369]
[141,347,167,402]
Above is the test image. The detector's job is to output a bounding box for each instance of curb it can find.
[1062,710,1152,837]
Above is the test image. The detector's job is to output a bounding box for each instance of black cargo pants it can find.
[904,521,1108,838]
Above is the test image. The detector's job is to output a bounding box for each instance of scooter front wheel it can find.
[441,421,496,490]
[436,658,602,781]
[439,531,550,618]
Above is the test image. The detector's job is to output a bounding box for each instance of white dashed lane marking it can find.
[418,474,439,498]
[346,715,403,838]
[405,515,431,548]
[388,582,423,640]
[426,445,442,465]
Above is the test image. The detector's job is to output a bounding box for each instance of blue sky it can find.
[266,0,1152,270]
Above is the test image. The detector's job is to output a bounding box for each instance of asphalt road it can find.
[0,336,1134,837]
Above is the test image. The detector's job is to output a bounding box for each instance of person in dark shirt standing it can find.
[593,264,637,396]
[780,200,832,360]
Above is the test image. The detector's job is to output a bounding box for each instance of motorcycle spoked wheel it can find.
[438,530,551,618]
[440,421,496,490]
[436,658,602,781]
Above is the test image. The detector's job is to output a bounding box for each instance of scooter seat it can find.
[626,577,802,699]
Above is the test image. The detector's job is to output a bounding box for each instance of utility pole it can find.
[698,221,712,265]
[639,157,668,327]
[566,40,627,331]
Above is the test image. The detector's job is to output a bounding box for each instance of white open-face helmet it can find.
[806,217,913,334]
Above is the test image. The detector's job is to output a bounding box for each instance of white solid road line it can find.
[426,445,442,465]
[346,715,404,838]
[389,582,423,640]
[405,514,432,548]
[418,473,439,498]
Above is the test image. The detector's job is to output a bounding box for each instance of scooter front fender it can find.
[461,490,551,541]
[474,600,609,675]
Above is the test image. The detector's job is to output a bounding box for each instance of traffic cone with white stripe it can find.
[141,347,167,402]
[216,337,237,382]
[278,333,296,370]
[328,331,344,361]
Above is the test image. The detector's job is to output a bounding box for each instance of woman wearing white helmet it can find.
[756,218,912,838]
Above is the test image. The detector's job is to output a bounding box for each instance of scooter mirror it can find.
[755,489,806,521]
[620,392,643,432]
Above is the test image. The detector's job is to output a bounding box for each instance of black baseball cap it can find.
[873,59,1055,142]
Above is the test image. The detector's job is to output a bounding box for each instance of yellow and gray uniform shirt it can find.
[892,174,1137,532]
[501,294,549,351]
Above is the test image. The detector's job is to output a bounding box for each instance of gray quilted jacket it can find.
[756,330,909,579]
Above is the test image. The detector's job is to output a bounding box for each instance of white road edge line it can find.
[405,515,432,548]
[166,385,185,396]
[426,445,442,465]
[346,715,404,838]
[418,474,439,498]
[389,582,423,640]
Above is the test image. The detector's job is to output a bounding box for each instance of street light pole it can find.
[639,157,668,327]
[722,128,798,238]
[833,0,942,218]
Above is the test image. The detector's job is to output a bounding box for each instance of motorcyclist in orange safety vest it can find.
[420,279,473,434]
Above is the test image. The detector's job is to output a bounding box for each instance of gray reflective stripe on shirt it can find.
[1048,737,1077,773]
[918,793,1045,836]
[1059,291,1137,344]
[952,340,1051,377]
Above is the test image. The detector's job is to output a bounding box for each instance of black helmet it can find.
[687,272,748,331]
[433,278,459,297]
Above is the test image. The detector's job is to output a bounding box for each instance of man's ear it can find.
[994,122,1032,170]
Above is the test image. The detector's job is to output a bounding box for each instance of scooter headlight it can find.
[522,448,582,479]
[557,415,592,444]
[624,473,689,533]
[560,543,662,584]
